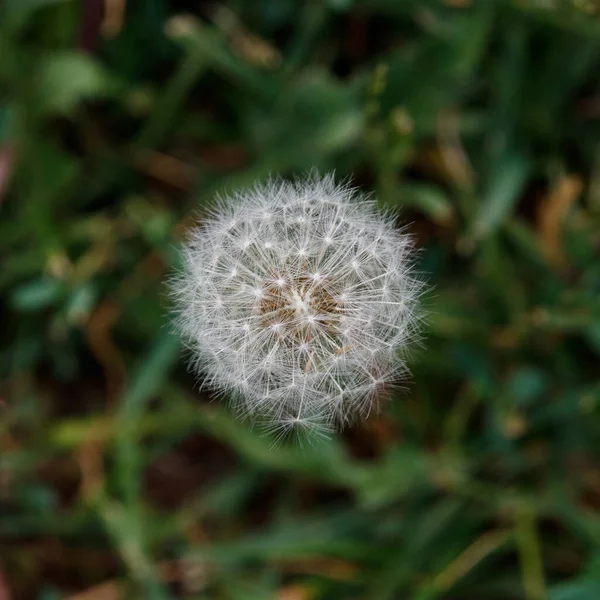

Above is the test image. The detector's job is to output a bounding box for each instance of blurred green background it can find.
[2,0,600,598]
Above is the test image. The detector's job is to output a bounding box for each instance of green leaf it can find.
[250,69,363,169]
[114,329,181,504]
[37,52,113,116]
[471,149,530,241]
[506,368,548,407]
[549,580,600,600]
[400,183,454,223]
[10,277,65,311]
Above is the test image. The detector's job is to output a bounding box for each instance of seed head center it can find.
[259,272,342,341]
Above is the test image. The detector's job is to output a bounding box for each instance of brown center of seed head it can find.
[258,272,344,346]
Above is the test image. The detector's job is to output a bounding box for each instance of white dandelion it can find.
[171,172,424,438]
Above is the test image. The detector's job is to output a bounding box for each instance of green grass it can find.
[2,0,600,598]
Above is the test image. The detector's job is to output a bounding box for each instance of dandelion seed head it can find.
[171,172,424,437]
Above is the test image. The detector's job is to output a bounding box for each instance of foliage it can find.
[1,0,600,598]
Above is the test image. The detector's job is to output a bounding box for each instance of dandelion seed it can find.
[170,172,424,438]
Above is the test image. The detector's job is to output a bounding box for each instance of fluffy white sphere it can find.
[171,173,423,439]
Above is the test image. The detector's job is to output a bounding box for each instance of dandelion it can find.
[171,173,424,438]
